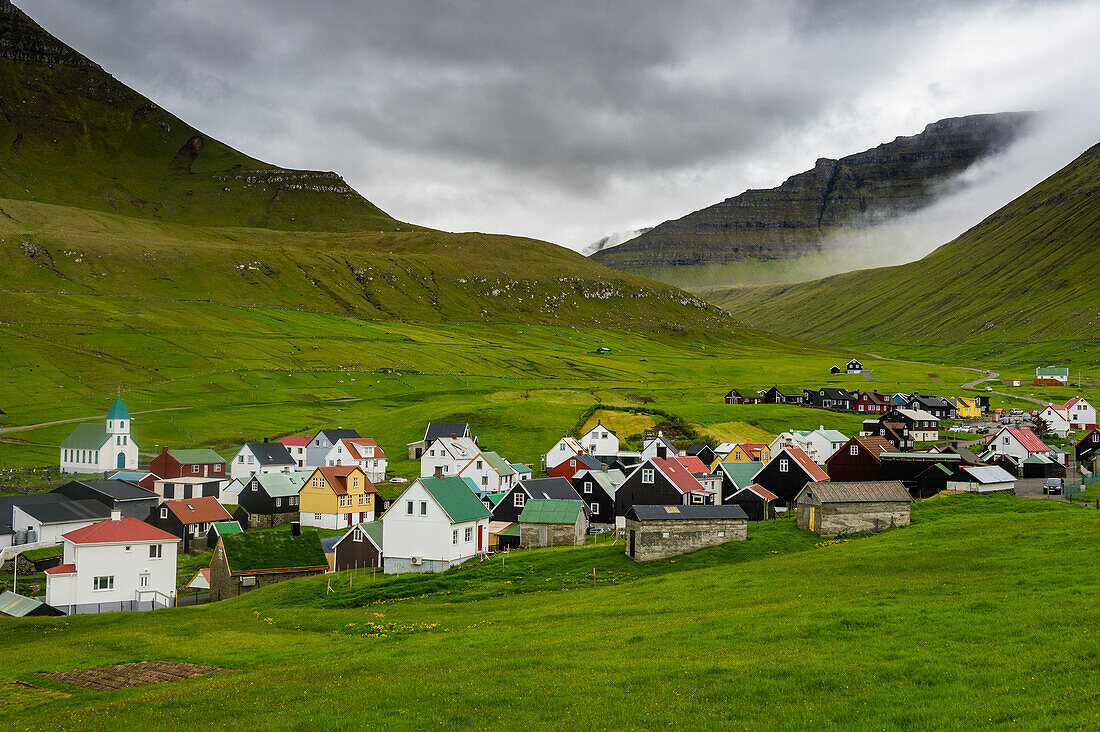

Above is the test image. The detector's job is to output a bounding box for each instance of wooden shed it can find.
[332,521,383,571]
[796,481,912,537]
[624,504,748,562]
[518,499,587,547]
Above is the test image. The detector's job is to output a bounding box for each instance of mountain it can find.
[583,227,653,256]
[712,141,1100,365]
[592,113,1034,288]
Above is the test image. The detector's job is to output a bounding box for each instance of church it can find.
[59,397,139,473]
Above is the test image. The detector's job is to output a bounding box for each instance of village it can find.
[2,365,1097,619]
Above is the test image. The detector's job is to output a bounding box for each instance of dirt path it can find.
[0,406,190,436]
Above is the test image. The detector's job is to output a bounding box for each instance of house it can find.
[518,499,588,547]
[879,452,962,498]
[948,397,982,419]
[44,511,180,615]
[1,494,76,548]
[52,480,159,520]
[218,478,245,506]
[825,436,895,483]
[487,522,520,552]
[322,438,387,482]
[762,387,805,405]
[208,528,328,602]
[751,445,829,507]
[234,471,309,529]
[774,428,846,465]
[986,426,1055,463]
[854,391,893,414]
[0,590,65,618]
[714,461,765,504]
[846,359,864,374]
[544,435,586,472]
[420,435,481,478]
[946,466,1017,493]
[151,477,222,503]
[880,409,939,442]
[795,481,911,536]
[727,443,770,462]
[728,483,779,521]
[186,568,210,592]
[480,492,507,512]
[624,504,748,562]
[380,476,491,574]
[229,441,296,480]
[146,497,233,553]
[509,463,534,481]
[548,451,603,481]
[907,394,957,420]
[206,520,242,548]
[304,428,361,469]
[725,389,762,405]
[407,422,473,460]
[685,443,716,466]
[491,477,585,524]
[861,418,915,451]
[892,393,910,405]
[640,431,679,459]
[614,457,715,529]
[1064,397,1096,430]
[298,466,377,529]
[473,451,519,492]
[149,448,227,480]
[803,388,856,411]
[10,499,111,545]
[1034,366,1069,386]
[279,435,311,468]
[571,468,626,525]
[108,470,158,492]
[1076,429,1100,469]
[59,397,138,474]
[1037,405,1072,438]
[580,420,620,455]
[332,521,384,572]
[830,365,842,375]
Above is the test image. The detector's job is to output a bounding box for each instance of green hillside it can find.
[0,1,395,231]
[713,142,1100,366]
[3,495,1099,728]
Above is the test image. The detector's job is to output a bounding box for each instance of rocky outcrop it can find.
[592,113,1034,269]
[0,0,99,67]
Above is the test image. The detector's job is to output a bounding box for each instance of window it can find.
[124,545,132,552]
[452,530,458,545]
[779,459,789,472]
[850,445,859,456]
[591,502,599,514]
[314,513,322,521]
[569,459,576,467]
[238,455,244,463]
[1004,437,1009,444]
[338,495,345,507]
[159,507,168,519]
[442,465,449,473]
[247,456,254,465]
[465,527,473,542]
[476,460,483,469]
[291,496,298,506]
[717,531,725,538]
[641,469,654,484]
[583,481,593,494]
[140,574,149,588]
[215,464,223,473]
[514,493,525,508]
[560,444,566,451]
[481,476,488,486]
[312,477,321,488]
[93,576,114,591]
[149,544,163,558]
[352,477,359,488]
[420,501,428,515]
[359,494,365,505]
[429,449,435,457]
[406,500,414,515]
[602,432,608,439]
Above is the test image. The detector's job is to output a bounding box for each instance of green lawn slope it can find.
[712,142,1100,366]
[1,495,1097,728]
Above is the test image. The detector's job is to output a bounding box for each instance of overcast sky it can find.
[20,0,1100,250]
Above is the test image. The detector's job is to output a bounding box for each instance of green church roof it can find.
[106,397,131,420]
[60,423,110,451]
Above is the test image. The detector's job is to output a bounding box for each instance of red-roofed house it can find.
[280,436,311,468]
[613,457,715,529]
[299,466,377,529]
[323,438,388,482]
[988,426,1055,463]
[728,483,779,521]
[1037,405,1071,437]
[44,511,180,615]
[751,445,829,507]
[1064,397,1096,430]
[145,496,233,553]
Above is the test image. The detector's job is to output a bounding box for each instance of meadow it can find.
[1,494,1097,729]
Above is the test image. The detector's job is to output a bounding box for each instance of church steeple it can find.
[106,396,130,435]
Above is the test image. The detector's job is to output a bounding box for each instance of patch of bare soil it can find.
[39,661,232,691]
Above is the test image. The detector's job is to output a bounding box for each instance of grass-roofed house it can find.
[381,476,491,574]
[518,499,588,547]
[795,481,912,536]
[209,527,329,602]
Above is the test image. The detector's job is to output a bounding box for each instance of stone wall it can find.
[210,564,324,602]
[798,501,910,536]
[520,522,583,548]
[246,511,299,530]
[625,518,747,562]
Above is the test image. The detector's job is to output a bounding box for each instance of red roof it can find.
[44,563,76,575]
[163,496,233,525]
[280,436,311,447]
[650,457,706,494]
[781,446,830,482]
[1007,427,1051,453]
[1064,397,1083,409]
[341,438,386,460]
[62,517,179,545]
[741,483,778,501]
[315,466,377,496]
[676,456,710,473]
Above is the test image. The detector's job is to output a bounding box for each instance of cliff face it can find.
[592,113,1033,269]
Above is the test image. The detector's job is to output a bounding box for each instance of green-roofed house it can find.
[518,499,588,547]
[715,461,766,503]
[0,590,65,617]
[509,463,533,481]
[380,476,491,574]
[150,447,228,480]
[209,528,328,602]
[332,521,384,571]
[1034,366,1070,386]
[60,397,138,474]
[206,520,243,547]
[471,451,518,492]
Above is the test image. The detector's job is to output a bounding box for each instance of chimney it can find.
[291,521,300,537]
[601,461,607,472]
[263,437,269,443]
[110,506,121,522]
[657,445,667,459]
[161,446,169,455]
[452,433,457,439]
[434,466,444,478]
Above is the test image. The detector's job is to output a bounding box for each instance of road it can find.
[0,407,190,436]
[865,353,1049,406]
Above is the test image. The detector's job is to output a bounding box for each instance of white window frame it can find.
[779,459,789,472]
[149,544,162,559]
[464,527,473,542]
[641,469,654,484]
[93,576,114,591]
[514,493,525,508]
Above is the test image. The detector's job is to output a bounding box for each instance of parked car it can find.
[1043,478,1064,495]
[985,386,993,392]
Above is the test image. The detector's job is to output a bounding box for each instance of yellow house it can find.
[299,466,376,530]
[951,397,981,419]
[729,443,770,462]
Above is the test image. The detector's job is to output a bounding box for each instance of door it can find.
[359,512,365,523]
[347,512,353,527]
[808,506,815,532]
[117,452,126,469]
[629,530,636,557]
[477,525,484,552]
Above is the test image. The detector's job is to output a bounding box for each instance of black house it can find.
[762,387,805,405]
[846,359,864,373]
[614,458,712,524]
[571,468,625,525]
[830,365,842,375]
[908,394,957,420]
[728,484,778,521]
[491,477,585,524]
[1076,430,1100,466]
[685,443,716,466]
[233,472,304,529]
[332,521,383,571]
[879,453,961,498]
[146,496,232,553]
[803,388,857,410]
[51,480,158,520]
[751,446,828,507]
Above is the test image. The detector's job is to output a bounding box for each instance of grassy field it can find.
[1,494,1097,729]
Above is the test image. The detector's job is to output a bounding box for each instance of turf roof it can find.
[221,529,328,572]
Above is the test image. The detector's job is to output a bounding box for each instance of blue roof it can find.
[106,397,130,420]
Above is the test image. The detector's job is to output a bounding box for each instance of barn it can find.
[728,483,778,521]
[518,499,587,547]
[624,504,748,562]
[795,481,912,536]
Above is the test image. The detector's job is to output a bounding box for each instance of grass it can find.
[1,494,1098,729]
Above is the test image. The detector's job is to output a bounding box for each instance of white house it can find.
[230,442,296,481]
[457,450,517,492]
[279,436,311,468]
[544,436,585,472]
[640,431,679,460]
[218,478,245,506]
[305,428,361,469]
[986,426,1054,462]
[10,499,110,545]
[1037,406,1072,438]
[59,397,138,474]
[44,511,179,615]
[580,421,620,456]
[946,466,1016,493]
[1064,397,1096,429]
[380,476,491,574]
[421,436,481,478]
[323,438,388,482]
